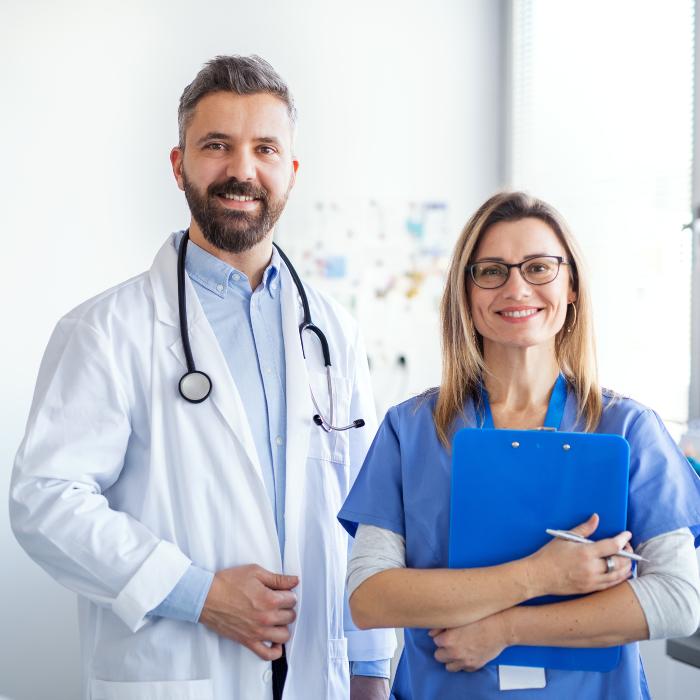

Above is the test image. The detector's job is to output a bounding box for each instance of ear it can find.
[170,147,185,191]
[287,158,299,192]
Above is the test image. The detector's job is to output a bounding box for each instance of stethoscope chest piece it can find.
[179,370,212,403]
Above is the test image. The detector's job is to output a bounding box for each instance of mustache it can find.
[208,179,267,200]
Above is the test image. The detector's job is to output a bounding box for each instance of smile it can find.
[220,194,257,201]
[496,308,542,322]
[499,309,539,318]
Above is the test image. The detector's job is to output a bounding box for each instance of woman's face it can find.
[468,217,576,351]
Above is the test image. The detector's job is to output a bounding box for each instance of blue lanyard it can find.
[479,373,568,430]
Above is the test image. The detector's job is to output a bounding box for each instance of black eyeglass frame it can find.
[468,255,571,289]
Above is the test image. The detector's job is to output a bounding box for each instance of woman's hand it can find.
[430,614,508,672]
[525,513,633,597]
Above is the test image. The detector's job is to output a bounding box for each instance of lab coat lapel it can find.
[178,310,264,484]
[150,237,265,486]
[280,263,313,573]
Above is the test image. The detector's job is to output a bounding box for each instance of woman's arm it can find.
[431,583,645,672]
[431,529,700,672]
[502,527,700,646]
[348,518,633,630]
[626,528,700,639]
[503,582,647,647]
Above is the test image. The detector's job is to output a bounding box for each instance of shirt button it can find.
[233,273,241,282]
[216,283,224,293]
[263,668,273,682]
[271,282,278,290]
[275,436,283,446]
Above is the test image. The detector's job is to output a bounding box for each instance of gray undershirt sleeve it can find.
[348,525,700,641]
[627,527,700,639]
[347,524,406,598]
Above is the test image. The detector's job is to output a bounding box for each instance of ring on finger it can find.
[605,556,615,574]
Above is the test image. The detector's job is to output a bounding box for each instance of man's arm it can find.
[149,564,214,622]
[148,562,300,661]
[10,317,192,632]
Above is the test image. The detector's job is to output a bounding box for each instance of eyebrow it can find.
[255,136,282,147]
[473,253,554,263]
[196,131,231,146]
[195,132,283,148]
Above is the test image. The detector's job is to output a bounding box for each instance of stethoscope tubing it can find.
[176,231,363,431]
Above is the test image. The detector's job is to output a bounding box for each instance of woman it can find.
[338,192,700,698]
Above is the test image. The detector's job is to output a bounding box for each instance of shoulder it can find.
[59,272,152,335]
[302,281,358,338]
[384,389,439,433]
[49,273,152,358]
[597,388,669,443]
[292,280,365,379]
[599,388,651,422]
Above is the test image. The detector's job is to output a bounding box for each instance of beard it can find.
[182,169,290,254]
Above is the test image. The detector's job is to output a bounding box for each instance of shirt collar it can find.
[174,230,281,299]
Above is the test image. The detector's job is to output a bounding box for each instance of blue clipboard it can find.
[449,428,630,672]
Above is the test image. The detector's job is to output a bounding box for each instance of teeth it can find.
[501,309,538,318]
[222,194,255,201]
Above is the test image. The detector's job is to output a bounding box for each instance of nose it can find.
[501,266,532,299]
[225,147,256,181]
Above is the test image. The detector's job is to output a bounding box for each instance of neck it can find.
[187,220,274,290]
[482,340,560,413]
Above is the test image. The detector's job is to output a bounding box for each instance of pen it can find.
[545,529,648,562]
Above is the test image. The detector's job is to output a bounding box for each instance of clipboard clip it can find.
[536,426,557,431]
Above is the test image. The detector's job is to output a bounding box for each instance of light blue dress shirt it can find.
[151,232,388,678]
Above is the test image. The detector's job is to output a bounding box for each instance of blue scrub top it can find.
[338,383,700,700]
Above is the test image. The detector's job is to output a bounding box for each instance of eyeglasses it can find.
[468,255,570,289]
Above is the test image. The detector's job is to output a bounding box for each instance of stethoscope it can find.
[176,231,365,432]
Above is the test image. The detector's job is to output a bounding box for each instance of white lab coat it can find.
[10,235,395,700]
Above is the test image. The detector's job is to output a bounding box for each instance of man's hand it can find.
[199,564,298,661]
[430,612,508,672]
[350,675,390,700]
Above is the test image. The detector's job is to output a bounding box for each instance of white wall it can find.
[0,1,505,698]
[641,640,700,699]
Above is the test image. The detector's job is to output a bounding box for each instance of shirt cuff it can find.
[148,564,214,623]
[350,659,391,679]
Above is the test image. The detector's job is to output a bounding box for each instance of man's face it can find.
[171,91,298,253]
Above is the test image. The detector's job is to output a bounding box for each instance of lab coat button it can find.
[263,668,273,682]
[216,284,224,293]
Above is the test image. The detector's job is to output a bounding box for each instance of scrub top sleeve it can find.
[338,407,405,539]
[626,408,700,547]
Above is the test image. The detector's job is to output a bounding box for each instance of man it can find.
[10,55,395,699]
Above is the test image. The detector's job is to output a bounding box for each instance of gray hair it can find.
[178,55,297,147]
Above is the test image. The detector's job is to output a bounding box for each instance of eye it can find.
[204,142,226,151]
[480,264,507,277]
[257,145,277,155]
[524,258,555,274]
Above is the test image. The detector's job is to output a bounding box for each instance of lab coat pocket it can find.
[90,678,213,700]
[307,370,352,464]
[327,637,350,699]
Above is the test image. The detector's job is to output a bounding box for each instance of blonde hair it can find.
[433,191,601,447]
